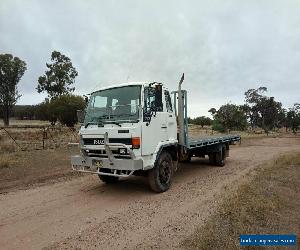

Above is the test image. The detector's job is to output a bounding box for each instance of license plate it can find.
[93,159,103,167]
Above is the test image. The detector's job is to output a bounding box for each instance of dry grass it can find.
[0,148,82,193]
[182,152,300,250]
[0,121,81,192]
[0,119,49,126]
[0,120,79,153]
[0,154,17,169]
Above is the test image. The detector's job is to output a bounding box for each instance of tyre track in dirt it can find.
[0,137,299,249]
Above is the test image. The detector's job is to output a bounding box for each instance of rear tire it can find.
[148,151,174,193]
[209,148,226,167]
[215,150,225,167]
[209,153,216,164]
[98,175,119,184]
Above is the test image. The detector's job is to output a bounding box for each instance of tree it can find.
[244,87,267,129]
[244,87,284,133]
[286,103,300,133]
[193,116,212,128]
[37,51,78,98]
[212,104,248,132]
[0,54,27,126]
[35,98,56,124]
[277,108,287,130]
[13,105,36,120]
[187,117,193,124]
[211,119,224,132]
[258,96,283,133]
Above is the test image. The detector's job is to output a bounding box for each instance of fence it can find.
[0,125,79,153]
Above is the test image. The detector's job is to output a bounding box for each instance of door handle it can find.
[169,115,173,117]
[161,126,167,129]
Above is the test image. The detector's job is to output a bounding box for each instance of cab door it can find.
[165,90,177,141]
[141,85,168,156]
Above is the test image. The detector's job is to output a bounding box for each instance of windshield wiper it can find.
[103,120,122,127]
[84,115,110,128]
[106,114,139,123]
[84,121,104,128]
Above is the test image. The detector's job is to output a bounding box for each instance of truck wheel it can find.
[148,151,174,193]
[209,150,225,167]
[208,153,216,164]
[215,147,226,167]
[98,175,119,184]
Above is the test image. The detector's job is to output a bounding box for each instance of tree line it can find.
[190,87,299,133]
[0,51,85,127]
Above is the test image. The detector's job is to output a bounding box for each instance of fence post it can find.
[42,127,46,149]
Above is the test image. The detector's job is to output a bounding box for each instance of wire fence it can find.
[0,125,79,154]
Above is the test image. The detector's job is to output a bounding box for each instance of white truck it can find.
[70,74,240,192]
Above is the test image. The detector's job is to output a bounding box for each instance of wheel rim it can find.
[159,159,171,184]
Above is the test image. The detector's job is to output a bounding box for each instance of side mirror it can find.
[77,110,85,124]
[83,95,89,104]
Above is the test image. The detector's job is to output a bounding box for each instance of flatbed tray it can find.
[188,135,240,149]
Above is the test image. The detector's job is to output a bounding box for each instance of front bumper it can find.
[69,132,143,177]
[71,155,143,177]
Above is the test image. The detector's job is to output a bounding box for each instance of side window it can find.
[165,90,173,112]
[144,87,163,112]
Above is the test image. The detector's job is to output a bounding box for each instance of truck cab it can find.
[71,82,178,192]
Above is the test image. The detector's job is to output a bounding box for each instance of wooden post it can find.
[42,127,46,149]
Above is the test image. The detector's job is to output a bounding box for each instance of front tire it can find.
[148,151,174,193]
[98,175,119,184]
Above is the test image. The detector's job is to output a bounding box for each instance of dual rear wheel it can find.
[209,147,226,167]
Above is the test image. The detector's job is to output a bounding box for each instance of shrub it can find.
[50,95,86,127]
[212,104,248,132]
[190,116,212,127]
[212,119,225,132]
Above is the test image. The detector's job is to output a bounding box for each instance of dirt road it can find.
[0,137,299,249]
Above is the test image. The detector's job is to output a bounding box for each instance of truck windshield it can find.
[84,85,141,125]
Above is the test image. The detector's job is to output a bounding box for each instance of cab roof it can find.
[90,82,166,94]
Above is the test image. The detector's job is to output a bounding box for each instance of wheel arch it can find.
[154,143,178,166]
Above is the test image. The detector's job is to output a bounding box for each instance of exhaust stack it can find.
[178,73,185,146]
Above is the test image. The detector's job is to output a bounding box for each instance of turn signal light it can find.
[132,137,140,149]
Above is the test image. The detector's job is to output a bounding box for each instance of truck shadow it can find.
[175,158,214,178]
[87,157,215,196]
[87,176,151,195]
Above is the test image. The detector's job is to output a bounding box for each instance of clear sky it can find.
[0,0,299,117]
